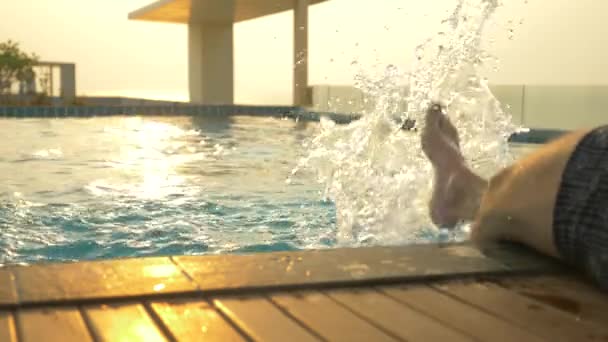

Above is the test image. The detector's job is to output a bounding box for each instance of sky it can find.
[1,0,607,104]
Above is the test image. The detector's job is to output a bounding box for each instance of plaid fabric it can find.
[554,125,608,290]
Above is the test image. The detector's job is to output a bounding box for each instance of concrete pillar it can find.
[293,0,309,106]
[60,64,76,104]
[188,23,234,104]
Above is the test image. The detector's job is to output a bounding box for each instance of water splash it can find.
[294,0,518,246]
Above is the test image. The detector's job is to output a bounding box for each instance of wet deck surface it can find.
[0,242,606,341]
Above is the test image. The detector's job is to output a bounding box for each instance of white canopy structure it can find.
[129,0,329,105]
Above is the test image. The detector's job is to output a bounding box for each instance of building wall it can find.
[309,85,608,130]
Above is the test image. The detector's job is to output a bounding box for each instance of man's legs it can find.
[421,103,590,258]
[421,103,608,289]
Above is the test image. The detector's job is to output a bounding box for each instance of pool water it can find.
[0,115,336,265]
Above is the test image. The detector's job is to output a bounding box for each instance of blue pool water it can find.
[0,115,337,265]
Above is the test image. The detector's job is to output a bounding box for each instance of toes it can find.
[422,103,448,153]
[425,103,443,128]
[422,103,443,146]
[426,102,460,148]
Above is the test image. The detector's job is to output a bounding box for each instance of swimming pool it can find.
[0,113,537,265]
[0,115,337,265]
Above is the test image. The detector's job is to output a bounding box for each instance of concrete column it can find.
[188,23,234,104]
[60,64,76,104]
[293,0,309,106]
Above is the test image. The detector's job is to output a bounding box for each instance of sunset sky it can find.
[1,0,606,104]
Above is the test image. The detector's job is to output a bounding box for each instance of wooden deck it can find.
[0,242,606,341]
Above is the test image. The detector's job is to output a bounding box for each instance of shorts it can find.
[554,125,608,289]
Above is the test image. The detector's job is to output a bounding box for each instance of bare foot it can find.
[421,104,463,169]
[421,103,488,227]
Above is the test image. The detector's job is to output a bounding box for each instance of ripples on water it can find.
[0,116,336,264]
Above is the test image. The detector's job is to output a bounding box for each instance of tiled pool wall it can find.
[0,104,359,124]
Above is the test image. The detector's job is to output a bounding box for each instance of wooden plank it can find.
[0,269,17,305]
[174,243,545,293]
[14,257,197,303]
[0,312,16,342]
[327,288,472,341]
[271,291,397,342]
[84,304,167,342]
[496,275,608,326]
[436,281,608,341]
[381,285,544,342]
[4,243,558,306]
[214,296,318,342]
[151,300,245,342]
[17,307,92,342]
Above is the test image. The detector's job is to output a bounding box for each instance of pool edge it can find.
[0,242,566,309]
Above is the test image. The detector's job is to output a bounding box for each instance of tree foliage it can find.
[0,40,39,96]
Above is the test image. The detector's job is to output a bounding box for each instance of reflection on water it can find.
[0,115,336,264]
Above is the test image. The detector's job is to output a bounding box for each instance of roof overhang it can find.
[128,0,328,24]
